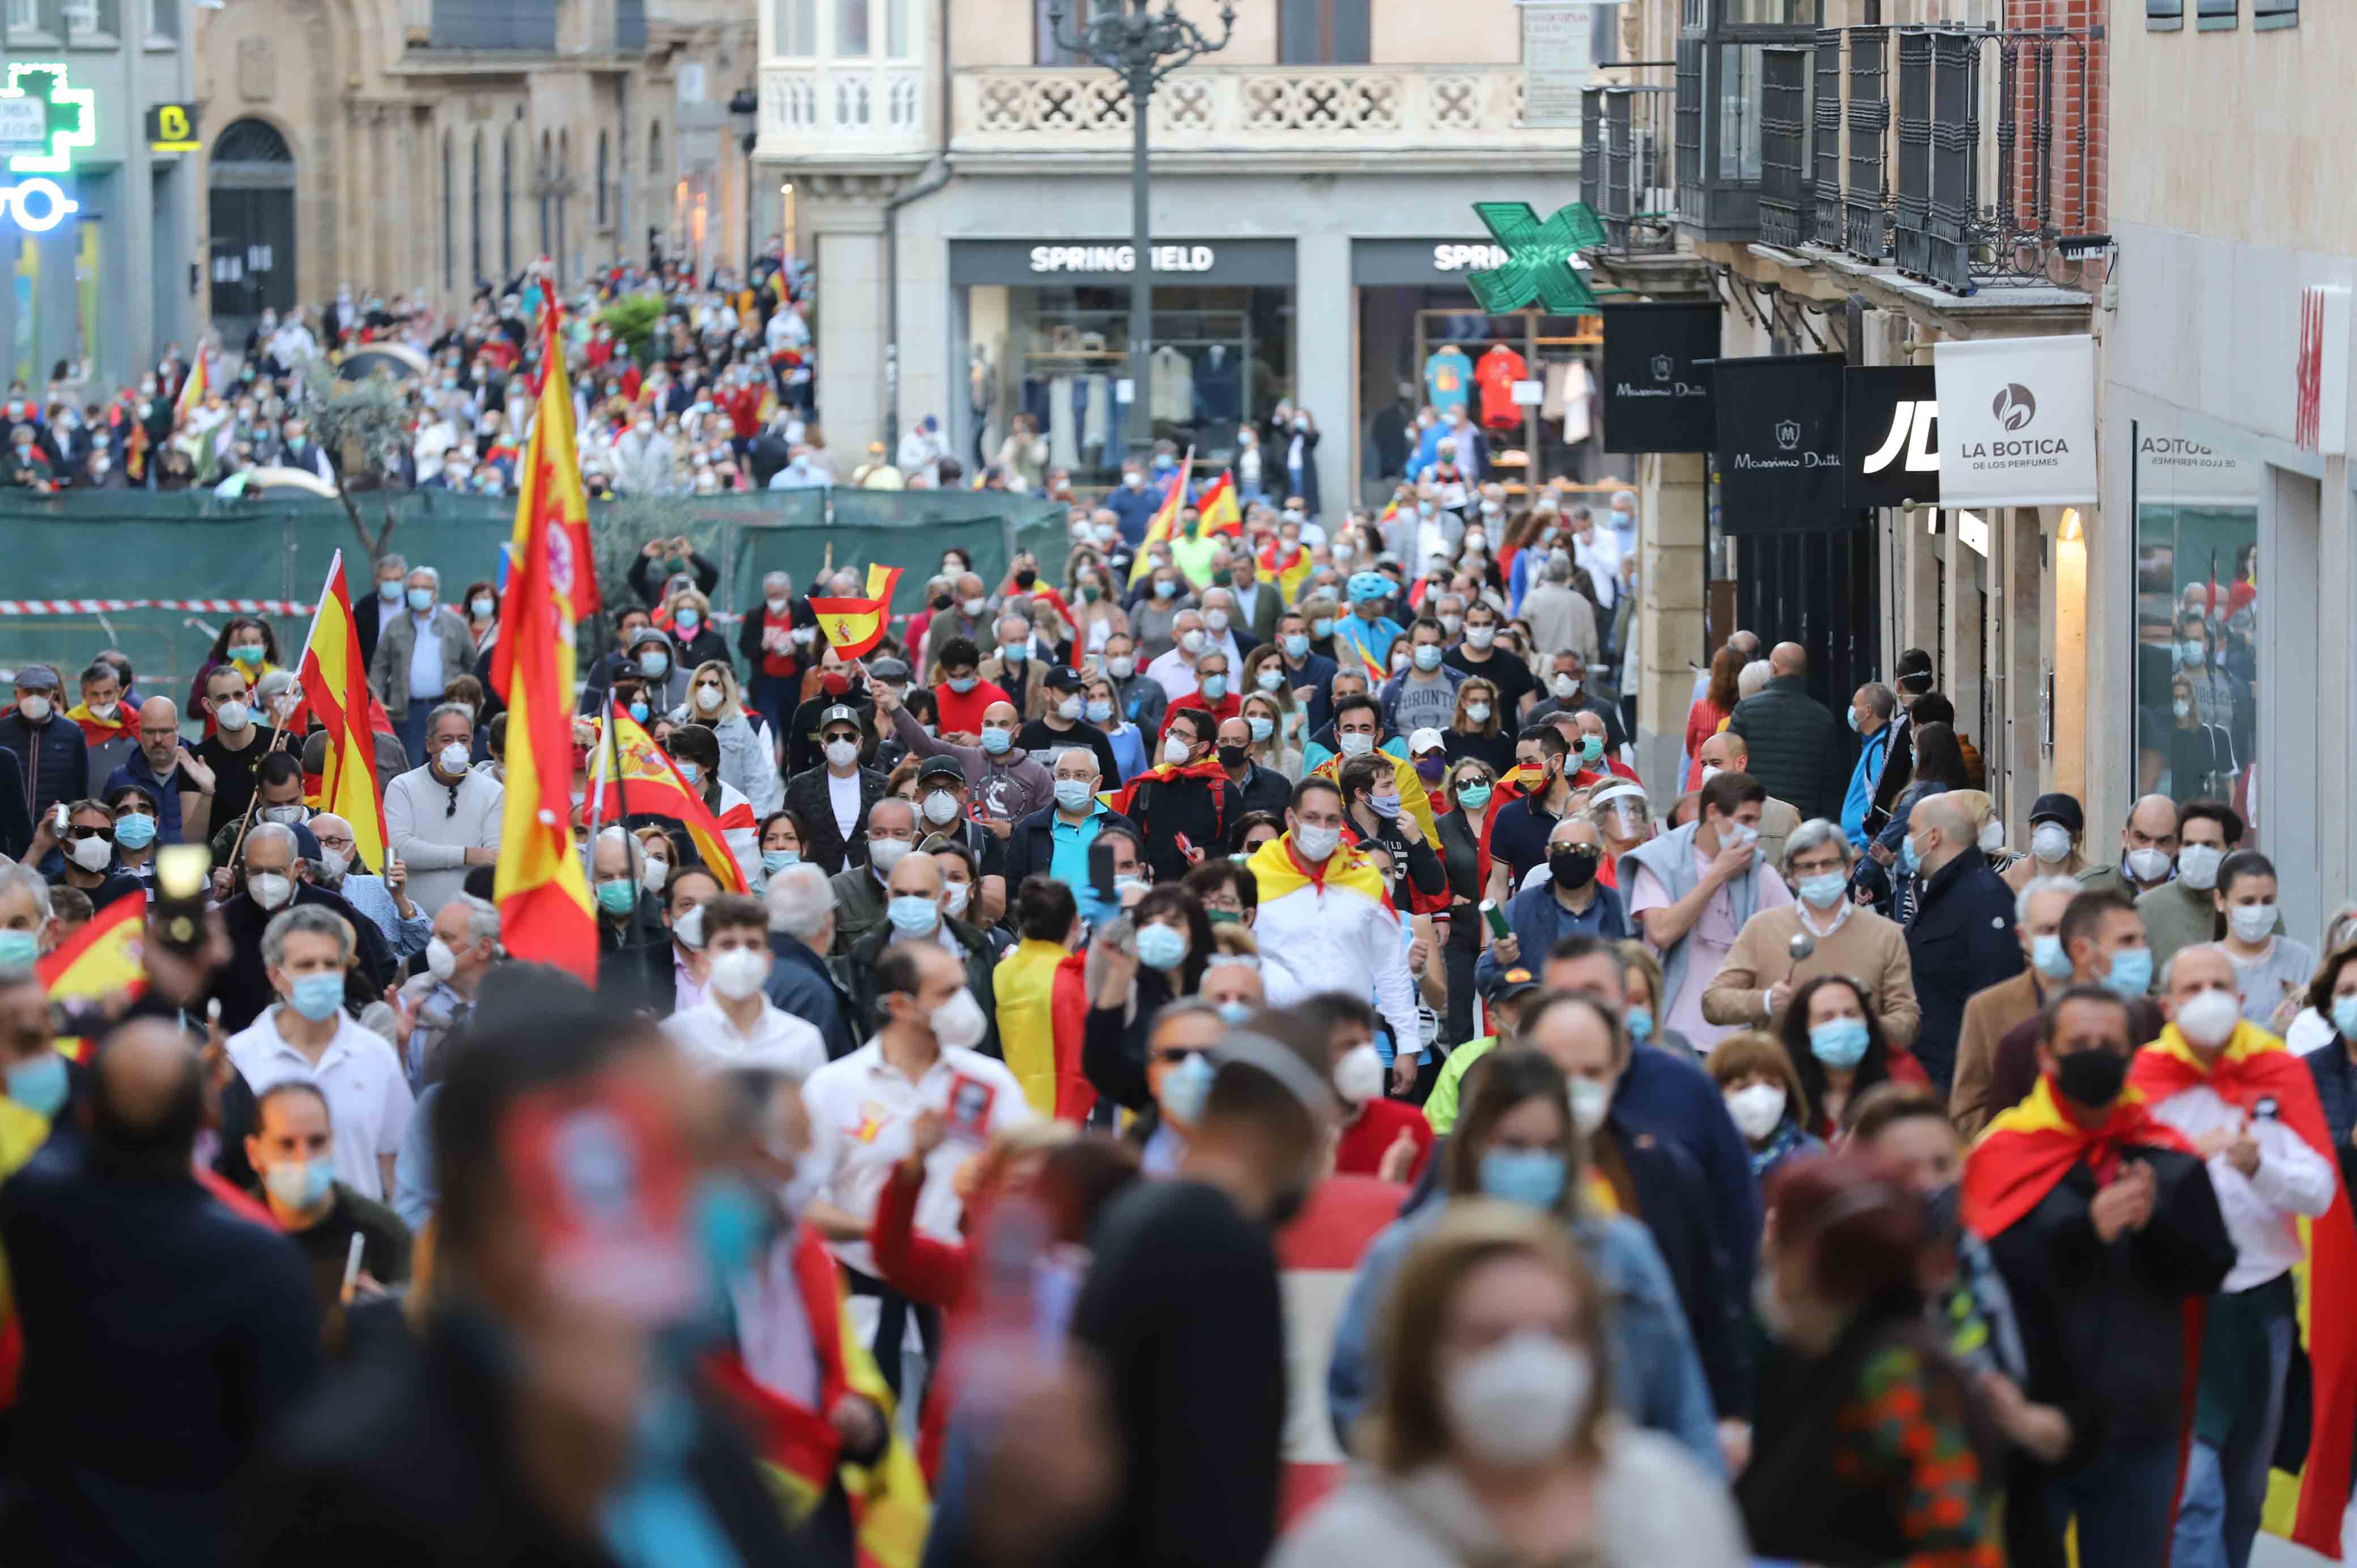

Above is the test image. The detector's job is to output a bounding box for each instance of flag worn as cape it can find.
[295,551,390,874]
[1197,470,1242,537]
[810,564,904,660]
[63,702,127,749]
[1105,755,1231,843]
[704,1225,930,1568]
[2133,1022,2357,1558]
[1310,748,1439,846]
[1126,450,1195,586]
[37,896,144,1062]
[490,305,599,982]
[1259,539,1313,603]
[1245,831,1396,915]
[591,706,752,893]
[1960,1071,2194,1238]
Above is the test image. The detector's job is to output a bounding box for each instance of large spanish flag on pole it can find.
[490,309,599,982]
[1125,449,1194,585]
[590,706,753,893]
[295,551,389,873]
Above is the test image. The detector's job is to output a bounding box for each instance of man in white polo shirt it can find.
[661,893,826,1078]
[798,937,1029,1394]
[225,904,413,1201]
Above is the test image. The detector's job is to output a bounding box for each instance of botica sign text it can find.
[1028,244,1217,274]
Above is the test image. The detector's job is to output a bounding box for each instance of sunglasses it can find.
[66,824,113,842]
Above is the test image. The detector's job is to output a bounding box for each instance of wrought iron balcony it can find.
[1758,23,2102,294]
[1579,65,1679,255]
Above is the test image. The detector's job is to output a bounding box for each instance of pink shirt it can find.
[1627,840,1792,1054]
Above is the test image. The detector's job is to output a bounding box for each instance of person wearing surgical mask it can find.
[2142,942,2336,1568]
[1705,1031,1822,1183]
[2136,799,2262,978]
[2210,850,2313,1030]
[1948,875,2082,1137]
[661,863,726,1015]
[1623,770,1793,1055]
[660,892,827,1076]
[784,708,885,876]
[372,565,474,769]
[1886,792,2024,1099]
[585,826,673,1013]
[102,785,163,894]
[2003,790,2093,894]
[1121,708,1239,884]
[1,664,86,828]
[390,892,499,1083]
[1303,987,1432,1182]
[1775,974,1926,1139]
[1245,777,1422,1060]
[240,1080,411,1337]
[383,701,505,918]
[685,661,781,821]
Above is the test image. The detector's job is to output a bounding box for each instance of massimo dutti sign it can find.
[1930,334,2097,507]
[1599,301,1719,453]
[1714,353,1850,535]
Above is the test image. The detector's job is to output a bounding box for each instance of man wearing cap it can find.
[1015,664,1121,782]
[782,703,886,876]
[905,753,1009,924]
[874,689,1050,843]
[2003,791,2101,893]
[1330,571,1406,675]
[1422,962,1546,1135]
[0,664,89,825]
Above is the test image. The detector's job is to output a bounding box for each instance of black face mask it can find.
[1548,846,1600,890]
[931,593,953,612]
[1216,743,1249,770]
[1014,569,1038,589]
[2054,1047,2128,1109]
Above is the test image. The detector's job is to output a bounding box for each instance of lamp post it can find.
[727,87,760,280]
[1047,0,1235,462]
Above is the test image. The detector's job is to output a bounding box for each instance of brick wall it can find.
[2007,0,2105,283]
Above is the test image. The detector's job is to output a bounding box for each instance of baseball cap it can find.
[1481,965,1542,1005]
[818,703,862,731]
[1407,727,1446,757]
[918,755,965,785]
[1044,664,1086,694]
[2028,792,2083,836]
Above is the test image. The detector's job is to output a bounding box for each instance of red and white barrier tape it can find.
[0,598,317,615]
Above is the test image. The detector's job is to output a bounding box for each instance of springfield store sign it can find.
[1029,244,1218,274]
[1931,334,2096,507]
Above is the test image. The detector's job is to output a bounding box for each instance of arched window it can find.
[470,130,483,284]
[441,129,454,291]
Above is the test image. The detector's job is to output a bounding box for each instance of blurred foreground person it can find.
[235,975,800,1566]
[1279,1201,1743,1568]
[2,1018,318,1568]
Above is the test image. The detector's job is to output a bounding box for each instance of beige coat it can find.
[1701,900,1921,1046]
[1756,794,1802,870]
[1949,968,2047,1136]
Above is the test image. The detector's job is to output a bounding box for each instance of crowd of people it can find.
[0,438,2347,1568]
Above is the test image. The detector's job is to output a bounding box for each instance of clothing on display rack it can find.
[1475,343,1529,431]
[1192,344,1244,424]
[1424,344,1473,415]
[1151,345,1195,426]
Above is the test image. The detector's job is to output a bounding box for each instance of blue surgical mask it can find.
[1282,633,1309,660]
[1160,1050,1215,1125]
[887,894,940,936]
[1215,1000,1251,1026]
[2104,946,2155,998]
[1134,922,1189,971]
[1480,1147,1568,1210]
[2032,932,2071,981]
[596,877,638,915]
[640,651,670,678]
[762,848,801,874]
[629,700,650,723]
[2334,995,2357,1041]
[1809,1016,1871,1069]
[1312,617,1334,639]
[1086,698,1114,725]
[5,1051,68,1118]
[1899,833,1924,875]
[1579,734,1604,764]
[1366,792,1402,820]
[1798,871,1848,910]
[948,675,978,694]
[1154,580,1179,599]
[113,813,156,851]
[1456,782,1492,811]
[1054,778,1095,813]
[406,587,433,612]
[691,1174,771,1281]
[980,727,1012,755]
[265,1157,335,1211]
[1624,1004,1654,1042]
[676,761,703,786]
[1248,715,1274,743]
[287,972,347,1022]
[1847,707,1864,734]
[1411,644,1443,672]
[1201,675,1228,701]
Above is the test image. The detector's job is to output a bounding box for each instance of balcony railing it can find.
[947,63,1578,157]
[758,61,930,163]
[1580,65,1678,255]
[1759,24,2101,295]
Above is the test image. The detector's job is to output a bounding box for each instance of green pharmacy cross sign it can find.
[0,63,97,176]
[1464,201,1607,314]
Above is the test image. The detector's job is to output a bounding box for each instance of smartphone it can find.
[1087,837,1119,903]
[152,842,212,953]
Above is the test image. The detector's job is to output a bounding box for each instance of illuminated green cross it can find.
[1465,202,1606,314]
[1,63,96,176]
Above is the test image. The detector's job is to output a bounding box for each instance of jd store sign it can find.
[1713,353,1850,535]
[1843,365,1940,508]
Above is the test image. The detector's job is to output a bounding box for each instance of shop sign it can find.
[0,177,76,232]
[1598,300,1718,452]
[2135,426,2258,507]
[1028,244,1218,275]
[147,103,200,154]
[1432,243,1509,272]
[1,63,97,175]
[1465,201,1602,314]
[1843,365,1939,508]
[1713,353,1850,535]
[1521,2,1595,129]
[1931,334,2096,507]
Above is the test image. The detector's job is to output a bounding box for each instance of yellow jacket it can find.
[993,938,1068,1118]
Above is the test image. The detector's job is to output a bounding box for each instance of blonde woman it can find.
[1282,1200,1745,1568]
[685,659,781,817]
[662,585,731,672]
[1240,691,1302,781]
[1443,675,1514,776]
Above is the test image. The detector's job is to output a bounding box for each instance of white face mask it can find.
[247,871,293,910]
[929,987,989,1050]
[68,834,112,873]
[1292,821,1341,863]
[2227,902,2278,944]
[695,683,726,712]
[825,739,860,768]
[707,945,771,1001]
[424,935,461,981]
[1057,696,1083,721]
[2030,823,2073,864]
[2125,845,2173,884]
[1441,1332,1593,1469]
[1162,735,1193,767]
[439,742,473,776]
[1332,1043,1384,1105]
[923,790,961,826]
[1337,731,1375,758]
[1977,821,2005,853]
[2176,842,2226,892]
[2175,986,2242,1048]
[1724,1082,1789,1141]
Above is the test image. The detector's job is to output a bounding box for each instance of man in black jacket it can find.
[1901,793,2024,1097]
[1003,746,1140,899]
[782,702,886,875]
[351,555,407,674]
[1126,707,1242,884]
[1217,714,1292,819]
[763,861,858,1059]
[588,825,673,1015]
[0,663,89,824]
[208,824,396,1033]
[1970,985,2233,1568]
[1728,641,1845,822]
[735,566,818,742]
[844,848,1001,1056]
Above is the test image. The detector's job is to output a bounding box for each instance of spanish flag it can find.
[810,564,904,660]
[1126,449,1194,586]
[1245,831,1396,914]
[1309,748,1438,845]
[171,347,208,425]
[1960,1072,2192,1238]
[490,308,599,983]
[703,1226,930,1567]
[2130,1023,2357,1558]
[1260,538,1312,603]
[1105,754,1231,836]
[1198,470,1242,537]
[295,551,389,874]
[63,701,129,750]
[38,896,144,1062]
[590,705,753,893]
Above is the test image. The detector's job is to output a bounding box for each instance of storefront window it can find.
[2132,419,2258,819]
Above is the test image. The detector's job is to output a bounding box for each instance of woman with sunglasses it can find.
[1433,759,1499,1052]
[27,796,144,913]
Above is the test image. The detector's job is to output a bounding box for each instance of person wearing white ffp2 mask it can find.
[660,894,826,1078]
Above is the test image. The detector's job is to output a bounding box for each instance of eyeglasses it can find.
[65,824,113,842]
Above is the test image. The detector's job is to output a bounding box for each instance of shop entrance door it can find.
[207,118,297,347]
